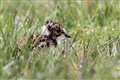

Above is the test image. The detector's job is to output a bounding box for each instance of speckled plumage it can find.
[31,20,71,48]
[17,20,71,50]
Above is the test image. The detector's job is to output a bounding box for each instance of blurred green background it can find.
[0,0,120,80]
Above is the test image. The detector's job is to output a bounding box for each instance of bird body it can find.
[17,20,71,50]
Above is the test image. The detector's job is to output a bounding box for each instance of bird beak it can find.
[63,32,71,38]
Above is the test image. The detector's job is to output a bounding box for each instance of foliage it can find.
[0,0,120,80]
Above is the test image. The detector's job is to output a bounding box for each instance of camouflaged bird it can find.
[32,20,71,48]
[17,20,71,50]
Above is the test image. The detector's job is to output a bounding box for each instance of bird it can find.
[17,20,71,50]
[31,20,71,49]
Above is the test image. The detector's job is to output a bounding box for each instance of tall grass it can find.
[0,0,120,80]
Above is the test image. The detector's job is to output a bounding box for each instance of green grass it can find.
[0,0,120,80]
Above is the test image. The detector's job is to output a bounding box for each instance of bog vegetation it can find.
[0,0,120,80]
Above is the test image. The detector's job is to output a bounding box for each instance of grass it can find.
[0,0,120,80]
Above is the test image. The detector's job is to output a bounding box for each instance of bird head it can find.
[41,20,71,40]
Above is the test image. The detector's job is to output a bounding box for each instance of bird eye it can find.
[47,25,52,31]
